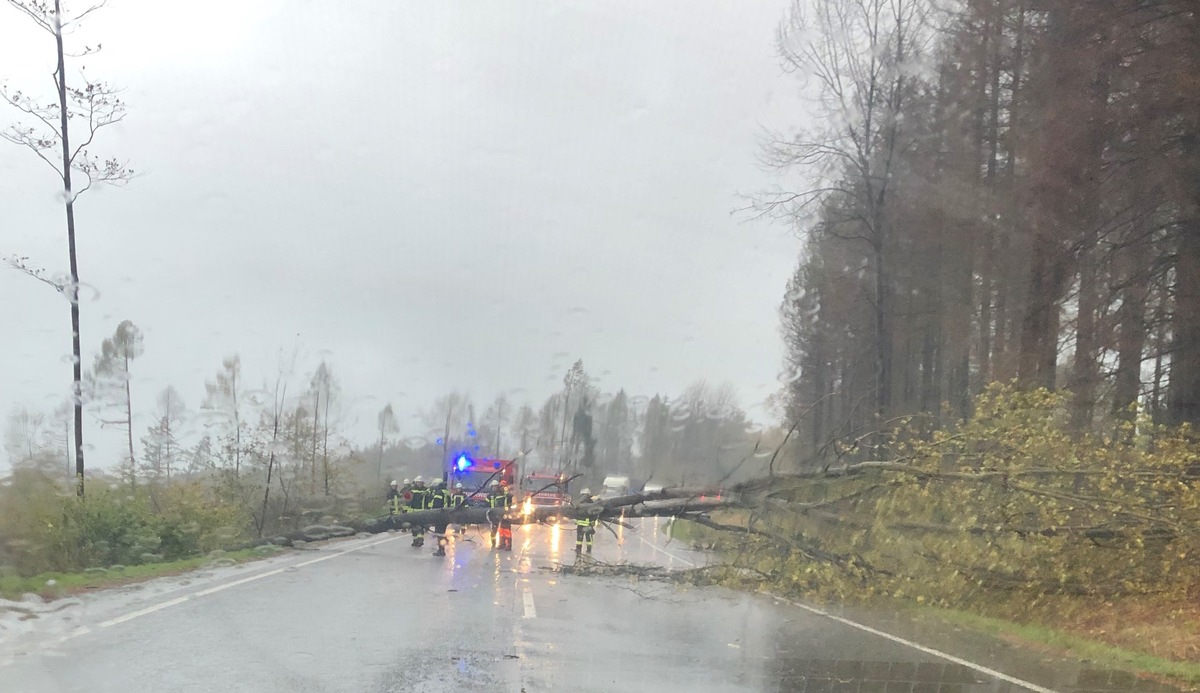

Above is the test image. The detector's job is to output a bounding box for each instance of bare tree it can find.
[308,361,338,495]
[4,405,45,469]
[1,0,134,496]
[422,391,469,472]
[140,385,185,480]
[256,351,296,538]
[92,320,142,472]
[762,0,932,427]
[375,403,398,486]
[202,355,244,476]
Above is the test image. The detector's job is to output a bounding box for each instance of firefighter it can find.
[450,482,467,508]
[485,480,505,549]
[488,479,514,551]
[429,479,451,556]
[408,476,431,547]
[575,488,598,556]
[450,482,467,536]
[385,480,403,517]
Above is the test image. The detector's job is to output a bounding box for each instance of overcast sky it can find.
[1,0,805,465]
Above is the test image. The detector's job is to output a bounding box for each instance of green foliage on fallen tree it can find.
[707,385,1200,609]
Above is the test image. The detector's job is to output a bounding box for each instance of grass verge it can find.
[0,547,276,600]
[920,607,1200,687]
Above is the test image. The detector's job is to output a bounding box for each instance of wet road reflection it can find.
[0,524,1184,693]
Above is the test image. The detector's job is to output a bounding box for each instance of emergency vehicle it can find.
[446,453,517,507]
[520,470,572,508]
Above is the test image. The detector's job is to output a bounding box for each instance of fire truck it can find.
[520,470,572,508]
[446,453,517,507]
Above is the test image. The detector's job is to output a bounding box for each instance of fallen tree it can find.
[260,487,743,545]
[263,387,1200,607]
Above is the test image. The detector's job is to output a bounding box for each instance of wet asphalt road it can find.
[0,520,1178,693]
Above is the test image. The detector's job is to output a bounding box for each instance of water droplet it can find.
[777,368,803,385]
[402,435,429,450]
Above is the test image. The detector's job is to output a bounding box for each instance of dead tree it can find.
[2,0,135,496]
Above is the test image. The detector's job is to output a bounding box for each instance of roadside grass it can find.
[667,513,749,545]
[0,547,276,600]
[665,517,696,542]
[920,607,1200,687]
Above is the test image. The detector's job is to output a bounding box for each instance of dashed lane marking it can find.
[522,588,536,619]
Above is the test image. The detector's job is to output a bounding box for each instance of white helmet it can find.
[580,488,591,497]
[489,480,499,487]
[455,482,464,489]
[390,480,398,487]
[434,478,445,487]
[402,478,411,485]
[414,475,425,484]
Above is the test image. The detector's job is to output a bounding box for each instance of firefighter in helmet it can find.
[574,488,598,556]
[450,482,467,535]
[385,480,402,516]
[408,476,431,547]
[486,480,514,550]
[429,479,451,556]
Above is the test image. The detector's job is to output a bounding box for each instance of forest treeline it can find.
[770,0,1199,452]
[2,336,774,575]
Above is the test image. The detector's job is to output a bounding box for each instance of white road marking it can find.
[98,596,191,628]
[771,596,1059,693]
[193,568,286,596]
[522,588,536,619]
[93,535,400,629]
[643,520,1058,693]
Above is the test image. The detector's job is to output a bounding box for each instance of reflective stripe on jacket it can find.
[430,489,449,509]
[408,488,431,510]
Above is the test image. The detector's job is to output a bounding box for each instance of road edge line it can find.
[95,535,400,629]
[771,595,1060,693]
[646,519,1059,693]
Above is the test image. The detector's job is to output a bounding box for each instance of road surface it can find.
[0,519,1178,692]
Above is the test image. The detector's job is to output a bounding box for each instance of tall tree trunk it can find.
[978,1,1004,387]
[977,235,994,387]
[322,397,330,496]
[1070,248,1098,432]
[311,390,320,494]
[1112,234,1150,424]
[124,355,135,473]
[874,237,893,424]
[1167,215,1200,425]
[1151,302,1168,421]
[50,1,86,497]
[1018,239,1064,389]
[376,431,385,487]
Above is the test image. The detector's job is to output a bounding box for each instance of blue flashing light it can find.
[455,454,472,472]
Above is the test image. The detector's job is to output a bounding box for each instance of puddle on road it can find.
[769,660,1183,693]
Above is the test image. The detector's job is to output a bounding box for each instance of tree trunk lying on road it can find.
[265,488,741,545]
[368,492,739,533]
